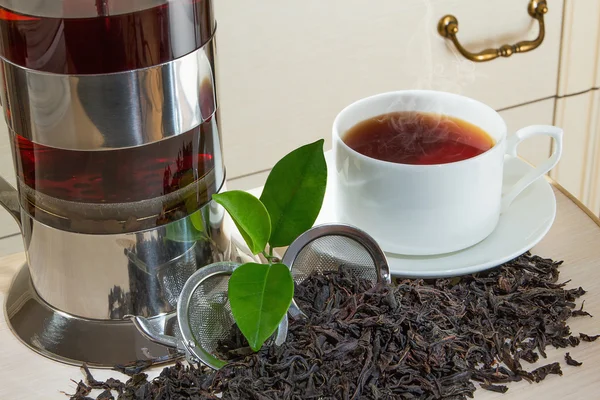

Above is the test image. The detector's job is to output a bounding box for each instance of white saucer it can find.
[313,151,556,278]
[244,151,556,278]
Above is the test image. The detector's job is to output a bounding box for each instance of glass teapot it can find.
[0,0,238,367]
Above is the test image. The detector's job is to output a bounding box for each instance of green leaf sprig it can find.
[212,139,327,351]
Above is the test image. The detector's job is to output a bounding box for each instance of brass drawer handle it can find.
[438,0,548,62]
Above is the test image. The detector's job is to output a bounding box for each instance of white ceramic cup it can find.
[332,90,563,255]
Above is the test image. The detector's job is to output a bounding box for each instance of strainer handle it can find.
[128,315,179,349]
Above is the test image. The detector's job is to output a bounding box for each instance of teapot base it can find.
[4,264,181,368]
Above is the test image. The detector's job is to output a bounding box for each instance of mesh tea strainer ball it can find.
[130,261,288,370]
[282,223,391,317]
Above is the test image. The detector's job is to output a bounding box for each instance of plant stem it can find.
[260,246,278,266]
[262,248,275,266]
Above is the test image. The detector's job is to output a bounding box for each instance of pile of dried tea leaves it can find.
[68,253,599,400]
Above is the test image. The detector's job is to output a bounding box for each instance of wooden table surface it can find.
[1,182,599,399]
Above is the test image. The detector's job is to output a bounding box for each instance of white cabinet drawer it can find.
[215,0,563,180]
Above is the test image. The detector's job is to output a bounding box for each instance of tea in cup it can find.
[332,90,563,255]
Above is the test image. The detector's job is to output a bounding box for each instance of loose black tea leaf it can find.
[62,380,91,399]
[81,365,111,390]
[565,352,583,366]
[96,390,114,400]
[580,333,600,342]
[572,301,593,317]
[214,324,252,360]
[529,362,563,382]
[112,360,155,377]
[480,383,509,393]
[68,253,599,400]
[72,363,219,400]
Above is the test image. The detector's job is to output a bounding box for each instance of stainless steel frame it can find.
[20,199,233,320]
[0,37,218,150]
[12,114,225,235]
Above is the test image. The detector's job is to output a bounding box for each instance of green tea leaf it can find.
[212,191,271,255]
[228,263,294,351]
[185,196,207,232]
[165,209,205,243]
[190,209,205,232]
[260,139,327,247]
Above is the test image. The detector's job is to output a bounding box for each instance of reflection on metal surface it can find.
[129,313,180,349]
[0,37,217,150]
[21,199,232,320]
[5,264,180,367]
[438,0,547,63]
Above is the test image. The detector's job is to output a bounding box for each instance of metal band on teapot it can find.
[0,34,218,151]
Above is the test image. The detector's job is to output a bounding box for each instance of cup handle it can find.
[501,125,563,213]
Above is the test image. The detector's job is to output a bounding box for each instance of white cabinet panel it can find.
[579,91,600,215]
[557,0,600,95]
[215,0,563,179]
[552,0,600,213]
[551,92,600,204]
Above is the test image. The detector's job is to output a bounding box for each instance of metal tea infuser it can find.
[282,224,391,317]
[129,261,289,370]
[130,223,390,370]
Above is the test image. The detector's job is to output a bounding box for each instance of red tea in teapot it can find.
[0,0,212,74]
[10,119,220,234]
[12,122,217,204]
